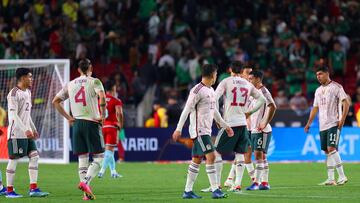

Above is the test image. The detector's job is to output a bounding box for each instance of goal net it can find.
[0,59,70,164]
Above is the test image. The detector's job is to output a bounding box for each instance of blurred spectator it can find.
[328,41,346,76]
[145,101,168,128]
[166,96,182,127]
[0,106,6,127]
[290,92,309,116]
[274,90,289,109]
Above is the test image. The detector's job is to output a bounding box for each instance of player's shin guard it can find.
[234,153,245,187]
[6,159,18,192]
[84,153,104,185]
[262,159,269,183]
[329,151,346,179]
[245,162,255,180]
[185,161,200,192]
[227,162,236,180]
[107,150,116,173]
[214,152,223,187]
[28,151,39,189]
[206,164,218,192]
[100,150,112,172]
[254,160,264,184]
[326,154,335,180]
[78,154,89,182]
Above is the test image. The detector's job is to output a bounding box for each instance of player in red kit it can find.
[98,81,124,178]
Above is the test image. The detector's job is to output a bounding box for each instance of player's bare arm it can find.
[52,96,75,125]
[338,98,350,130]
[304,106,319,133]
[258,103,277,131]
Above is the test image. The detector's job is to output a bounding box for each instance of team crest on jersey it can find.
[206,144,212,150]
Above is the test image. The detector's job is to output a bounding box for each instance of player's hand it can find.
[337,120,345,130]
[172,130,181,142]
[33,131,40,139]
[304,124,310,133]
[68,117,75,126]
[225,127,234,137]
[245,112,251,119]
[25,130,34,138]
[257,123,266,132]
[116,122,123,130]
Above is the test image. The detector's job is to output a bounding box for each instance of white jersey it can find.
[250,86,275,133]
[7,87,34,139]
[176,82,228,139]
[56,75,105,122]
[215,76,263,127]
[313,81,347,131]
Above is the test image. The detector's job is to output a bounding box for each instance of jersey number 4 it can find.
[75,86,87,106]
[230,87,248,106]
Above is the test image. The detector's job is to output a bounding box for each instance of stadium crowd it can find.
[1,0,360,126]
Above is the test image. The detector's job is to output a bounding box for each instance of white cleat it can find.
[200,186,212,193]
[228,185,242,193]
[224,179,234,188]
[337,177,348,186]
[318,179,337,186]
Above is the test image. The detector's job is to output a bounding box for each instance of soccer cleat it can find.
[5,191,23,198]
[182,191,202,199]
[29,188,50,197]
[78,182,96,200]
[82,192,93,200]
[224,179,234,188]
[228,185,241,193]
[98,172,104,178]
[259,182,270,190]
[246,183,259,191]
[318,179,337,186]
[111,173,123,178]
[337,177,348,186]
[212,188,227,199]
[0,187,7,196]
[200,186,212,193]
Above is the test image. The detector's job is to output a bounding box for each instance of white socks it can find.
[214,153,223,187]
[78,154,89,182]
[234,153,245,186]
[226,163,236,181]
[0,170,3,190]
[254,160,264,184]
[206,164,218,192]
[262,159,269,183]
[328,150,346,179]
[6,159,18,187]
[185,161,200,192]
[28,151,39,184]
[326,155,335,180]
[84,153,104,185]
[245,162,255,180]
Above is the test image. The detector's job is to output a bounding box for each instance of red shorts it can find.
[102,127,118,146]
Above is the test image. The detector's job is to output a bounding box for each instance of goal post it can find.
[0,59,70,164]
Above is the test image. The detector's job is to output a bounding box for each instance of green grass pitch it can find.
[0,162,359,202]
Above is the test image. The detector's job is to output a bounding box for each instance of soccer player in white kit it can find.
[5,68,49,198]
[305,66,349,186]
[53,58,107,200]
[247,70,277,191]
[172,64,234,199]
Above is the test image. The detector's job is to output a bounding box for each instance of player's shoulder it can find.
[260,85,271,95]
[8,87,20,97]
[330,81,343,89]
[192,82,205,94]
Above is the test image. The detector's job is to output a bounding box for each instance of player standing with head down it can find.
[98,80,124,178]
[247,70,277,191]
[172,64,234,199]
[305,66,349,186]
[5,68,49,198]
[53,58,106,200]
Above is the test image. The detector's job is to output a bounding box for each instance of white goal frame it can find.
[0,59,70,164]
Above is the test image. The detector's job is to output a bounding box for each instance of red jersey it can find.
[103,93,123,128]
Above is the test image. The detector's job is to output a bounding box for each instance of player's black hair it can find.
[104,80,116,92]
[230,61,243,74]
[16,68,31,81]
[201,64,218,77]
[315,65,329,73]
[249,70,264,81]
[78,58,92,73]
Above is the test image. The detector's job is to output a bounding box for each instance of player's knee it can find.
[93,153,104,165]
[29,151,40,162]
[254,151,263,160]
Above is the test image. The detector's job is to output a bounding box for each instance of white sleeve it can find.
[56,84,69,101]
[263,88,276,107]
[176,91,200,132]
[213,108,229,128]
[215,80,226,100]
[338,86,347,102]
[8,95,30,131]
[313,91,319,107]
[93,79,105,94]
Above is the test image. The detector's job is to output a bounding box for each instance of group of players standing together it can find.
[0,57,350,200]
[0,58,124,200]
[172,61,349,199]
